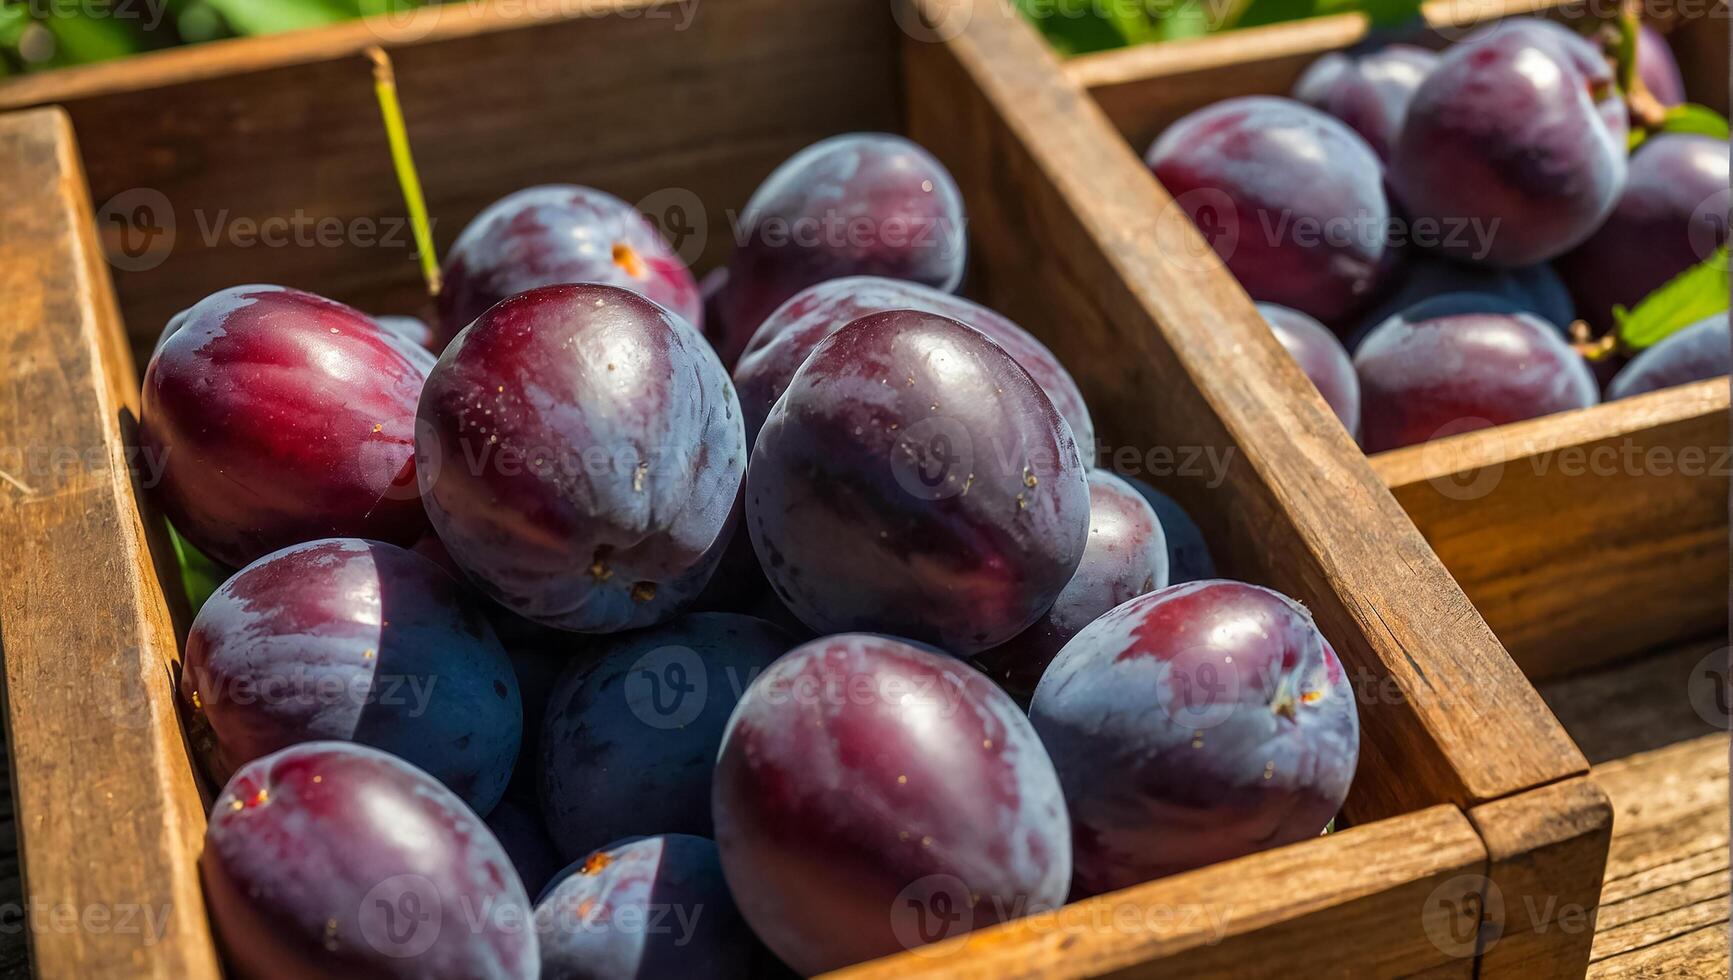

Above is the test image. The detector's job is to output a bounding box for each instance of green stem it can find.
[367,46,441,297]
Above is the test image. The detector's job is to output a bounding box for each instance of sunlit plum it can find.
[1607,313,1730,399]
[1257,303,1362,434]
[1291,44,1439,161]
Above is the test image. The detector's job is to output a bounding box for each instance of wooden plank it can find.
[904,0,1587,821]
[823,805,1485,979]
[0,109,218,979]
[1374,383,1730,680]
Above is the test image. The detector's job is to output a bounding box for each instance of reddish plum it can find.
[1257,303,1362,435]
[1029,581,1359,896]
[1291,43,1439,161]
[202,742,536,980]
[1607,314,1730,400]
[1147,96,1388,322]
[713,635,1071,974]
[416,284,745,633]
[436,186,701,349]
[141,285,429,568]
[1354,309,1599,451]
[746,309,1090,653]
[1390,20,1627,266]
[711,134,967,364]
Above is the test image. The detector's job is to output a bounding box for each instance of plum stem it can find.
[367,46,442,298]
[1569,321,1621,361]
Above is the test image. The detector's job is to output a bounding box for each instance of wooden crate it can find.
[1062,0,1731,680]
[0,1,1604,977]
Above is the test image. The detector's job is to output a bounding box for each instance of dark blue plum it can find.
[1347,255,1575,344]
[1120,477,1217,584]
[487,797,567,899]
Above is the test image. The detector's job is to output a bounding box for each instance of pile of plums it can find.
[1152,19,1730,452]
[146,132,1361,979]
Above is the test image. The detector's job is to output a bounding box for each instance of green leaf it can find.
[169,525,229,615]
[1657,103,1731,140]
[1014,0,1132,55]
[1233,0,1319,30]
[202,0,354,36]
[1616,245,1731,350]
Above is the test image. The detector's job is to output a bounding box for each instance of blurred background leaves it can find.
[1015,0,1427,55]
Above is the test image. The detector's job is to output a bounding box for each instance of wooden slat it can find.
[824,805,1485,980]
[0,109,218,979]
[1373,382,1729,680]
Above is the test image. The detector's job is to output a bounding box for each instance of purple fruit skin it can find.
[733,276,1096,453]
[1257,303,1362,435]
[1607,314,1731,400]
[487,797,567,899]
[182,538,522,815]
[1029,581,1359,897]
[974,471,1170,703]
[535,835,754,980]
[1346,254,1576,343]
[1354,310,1600,452]
[1291,44,1439,161]
[713,635,1072,975]
[141,285,430,569]
[746,309,1090,654]
[202,742,537,980]
[1558,134,1731,330]
[713,134,967,364]
[416,283,746,633]
[1148,96,1388,322]
[539,613,795,860]
[1638,23,1686,107]
[1390,20,1628,266]
[436,185,701,350]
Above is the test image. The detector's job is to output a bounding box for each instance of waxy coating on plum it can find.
[1147,96,1389,322]
[416,283,745,633]
[974,470,1169,703]
[182,538,523,815]
[535,835,756,980]
[1256,303,1362,435]
[712,634,1072,975]
[746,309,1090,654]
[539,613,796,860]
[436,185,702,350]
[734,276,1096,453]
[711,133,967,364]
[1290,43,1439,162]
[141,285,431,569]
[1029,581,1360,897]
[1607,313,1731,400]
[1390,20,1628,266]
[202,742,537,980]
[1121,477,1217,584]
[1353,309,1600,452]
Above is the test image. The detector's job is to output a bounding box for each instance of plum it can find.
[734,276,1096,453]
[416,283,745,633]
[1291,43,1439,161]
[535,835,754,980]
[746,309,1090,653]
[436,186,702,350]
[1147,96,1388,322]
[201,742,537,980]
[711,134,967,364]
[375,313,436,355]
[974,470,1169,703]
[1347,254,1575,343]
[141,285,430,568]
[713,634,1071,974]
[1607,314,1731,400]
[181,538,522,815]
[1029,580,1359,896]
[539,613,795,860]
[1390,20,1627,266]
[487,798,567,899]
[1354,309,1599,452]
[1257,303,1362,435]
[1121,477,1216,584]
[1638,23,1686,108]
[1557,134,1731,330]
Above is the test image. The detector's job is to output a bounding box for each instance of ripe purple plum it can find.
[539,613,795,860]
[1390,20,1627,266]
[202,742,537,980]
[1607,314,1731,400]
[711,134,967,364]
[713,634,1072,975]
[1147,96,1388,322]
[1354,309,1599,452]
[535,835,754,980]
[486,798,567,899]
[1291,43,1439,161]
[1257,303,1362,435]
[182,538,522,815]
[1638,23,1686,107]
[141,285,430,568]
[436,186,702,349]
[974,470,1169,703]
[1347,254,1576,343]
[1030,581,1359,896]
[733,276,1095,451]
[416,284,745,633]
[746,309,1090,653]
[1558,134,1731,330]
